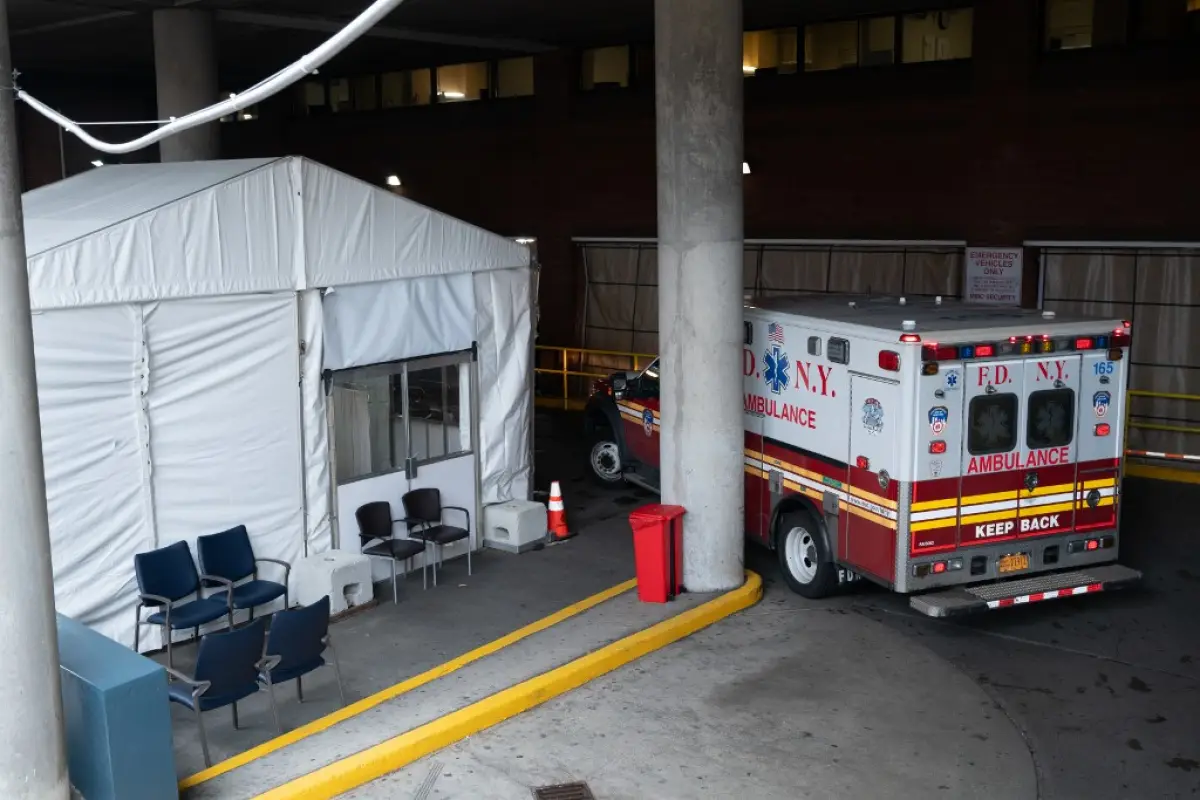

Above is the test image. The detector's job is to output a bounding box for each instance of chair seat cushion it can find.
[147,596,230,630]
[211,580,286,610]
[168,679,259,712]
[262,656,325,686]
[363,538,425,560]
[410,525,469,545]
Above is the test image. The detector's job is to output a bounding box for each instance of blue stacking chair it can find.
[165,618,281,768]
[197,525,291,624]
[134,541,233,668]
[259,595,346,708]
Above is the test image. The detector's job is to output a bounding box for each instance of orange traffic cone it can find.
[547,481,573,541]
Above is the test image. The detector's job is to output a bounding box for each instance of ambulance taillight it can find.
[878,351,901,371]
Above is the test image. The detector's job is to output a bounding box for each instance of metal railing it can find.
[534,346,655,411]
[1124,390,1200,472]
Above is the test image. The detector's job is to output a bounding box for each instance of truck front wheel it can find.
[587,430,624,488]
[777,512,838,599]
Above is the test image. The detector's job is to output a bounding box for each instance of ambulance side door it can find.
[618,361,661,469]
[845,374,901,584]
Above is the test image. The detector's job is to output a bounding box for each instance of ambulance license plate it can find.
[998,552,1030,574]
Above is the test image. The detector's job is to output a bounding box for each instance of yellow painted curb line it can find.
[180,577,638,790]
[254,570,763,800]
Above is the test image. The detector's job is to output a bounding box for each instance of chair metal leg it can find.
[265,680,281,735]
[468,541,472,576]
[231,701,239,730]
[133,606,141,653]
[328,641,347,706]
[422,542,428,590]
[390,559,397,605]
[297,676,304,703]
[284,588,289,610]
[195,707,211,768]
[249,607,255,622]
[433,545,439,587]
[166,631,173,670]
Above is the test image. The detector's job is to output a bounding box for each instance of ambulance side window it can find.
[1027,389,1075,449]
[967,394,1019,456]
[637,361,660,399]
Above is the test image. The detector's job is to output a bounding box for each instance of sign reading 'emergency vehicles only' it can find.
[964,247,1023,305]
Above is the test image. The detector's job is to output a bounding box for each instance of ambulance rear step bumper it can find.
[909,564,1142,618]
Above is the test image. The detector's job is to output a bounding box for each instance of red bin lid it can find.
[629,503,687,522]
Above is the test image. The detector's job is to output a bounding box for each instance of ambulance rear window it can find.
[1027,389,1075,449]
[968,394,1018,456]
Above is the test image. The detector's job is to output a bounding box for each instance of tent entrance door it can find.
[329,348,480,583]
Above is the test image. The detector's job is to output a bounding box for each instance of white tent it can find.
[23,156,533,648]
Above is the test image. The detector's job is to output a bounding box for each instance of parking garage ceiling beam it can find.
[215,10,554,53]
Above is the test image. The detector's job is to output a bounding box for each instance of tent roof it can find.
[22,156,530,311]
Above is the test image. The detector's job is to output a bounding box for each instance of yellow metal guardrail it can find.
[534,350,1200,485]
[1124,389,1200,485]
[534,346,655,411]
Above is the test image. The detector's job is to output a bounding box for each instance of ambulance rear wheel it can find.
[588,431,624,488]
[777,513,837,599]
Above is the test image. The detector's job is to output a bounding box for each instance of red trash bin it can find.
[629,504,686,603]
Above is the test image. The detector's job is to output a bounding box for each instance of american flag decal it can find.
[768,322,785,345]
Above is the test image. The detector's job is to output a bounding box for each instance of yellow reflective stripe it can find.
[960,509,1018,526]
[912,497,958,511]
[910,518,957,532]
[1019,501,1075,516]
[1082,477,1117,489]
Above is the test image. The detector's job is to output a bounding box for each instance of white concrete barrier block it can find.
[483,500,547,554]
[293,551,374,615]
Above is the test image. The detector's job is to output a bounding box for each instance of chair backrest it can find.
[402,488,441,527]
[196,525,256,583]
[355,502,394,543]
[193,618,266,703]
[265,596,330,671]
[134,541,200,603]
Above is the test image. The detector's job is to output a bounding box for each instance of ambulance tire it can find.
[587,429,625,488]
[777,512,838,599]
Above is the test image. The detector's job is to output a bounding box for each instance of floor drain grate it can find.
[532,782,595,800]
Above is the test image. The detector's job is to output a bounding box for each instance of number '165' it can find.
[1094,362,1115,375]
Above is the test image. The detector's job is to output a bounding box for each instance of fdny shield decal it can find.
[642,408,655,437]
[862,398,884,435]
[1093,391,1111,417]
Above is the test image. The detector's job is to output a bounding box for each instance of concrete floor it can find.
[165,515,643,778]
[171,411,1200,798]
[349,412,1200,799]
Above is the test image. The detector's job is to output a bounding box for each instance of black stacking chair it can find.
[401,488,471,587]
[355,501,427,601]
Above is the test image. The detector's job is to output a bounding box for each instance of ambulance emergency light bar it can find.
[912,321,1132,363]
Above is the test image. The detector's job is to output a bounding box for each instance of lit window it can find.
[382,69,432,108]
[352,75,378,111]
[436,62,490,102]
[743,28,799,76]
[860,16,896,66]
[329,78,352,113]
[901,9,974,63]
[497,56,535,98]
[1045,0,1094,50]
[805,21,859,72]
[297,80,326,116]
[581,45,630,90]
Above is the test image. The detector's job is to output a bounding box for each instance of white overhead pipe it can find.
[15,0,410,155]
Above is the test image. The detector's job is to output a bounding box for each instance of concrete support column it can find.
[655,0,745,592]
[0,3,70,797]
[153,9,219,162]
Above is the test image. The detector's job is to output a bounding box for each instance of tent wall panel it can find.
[144,294,306,619]
[33,306,152,646]
[474,268,533,504]
[299,289,332,555]
[323,275,475,371]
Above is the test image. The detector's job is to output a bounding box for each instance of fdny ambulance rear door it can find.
[1017,354,1083,538]
[960,353,1081,549]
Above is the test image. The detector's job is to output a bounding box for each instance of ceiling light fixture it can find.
[386,175,401,187]
[742,162,751,175]
[441,91,465,99]
[515,237,535,245]
[91,159,104,167]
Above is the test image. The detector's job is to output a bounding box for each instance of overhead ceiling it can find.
[9,0,951,81]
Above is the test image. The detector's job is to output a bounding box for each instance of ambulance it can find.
[584,294,1142,617]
